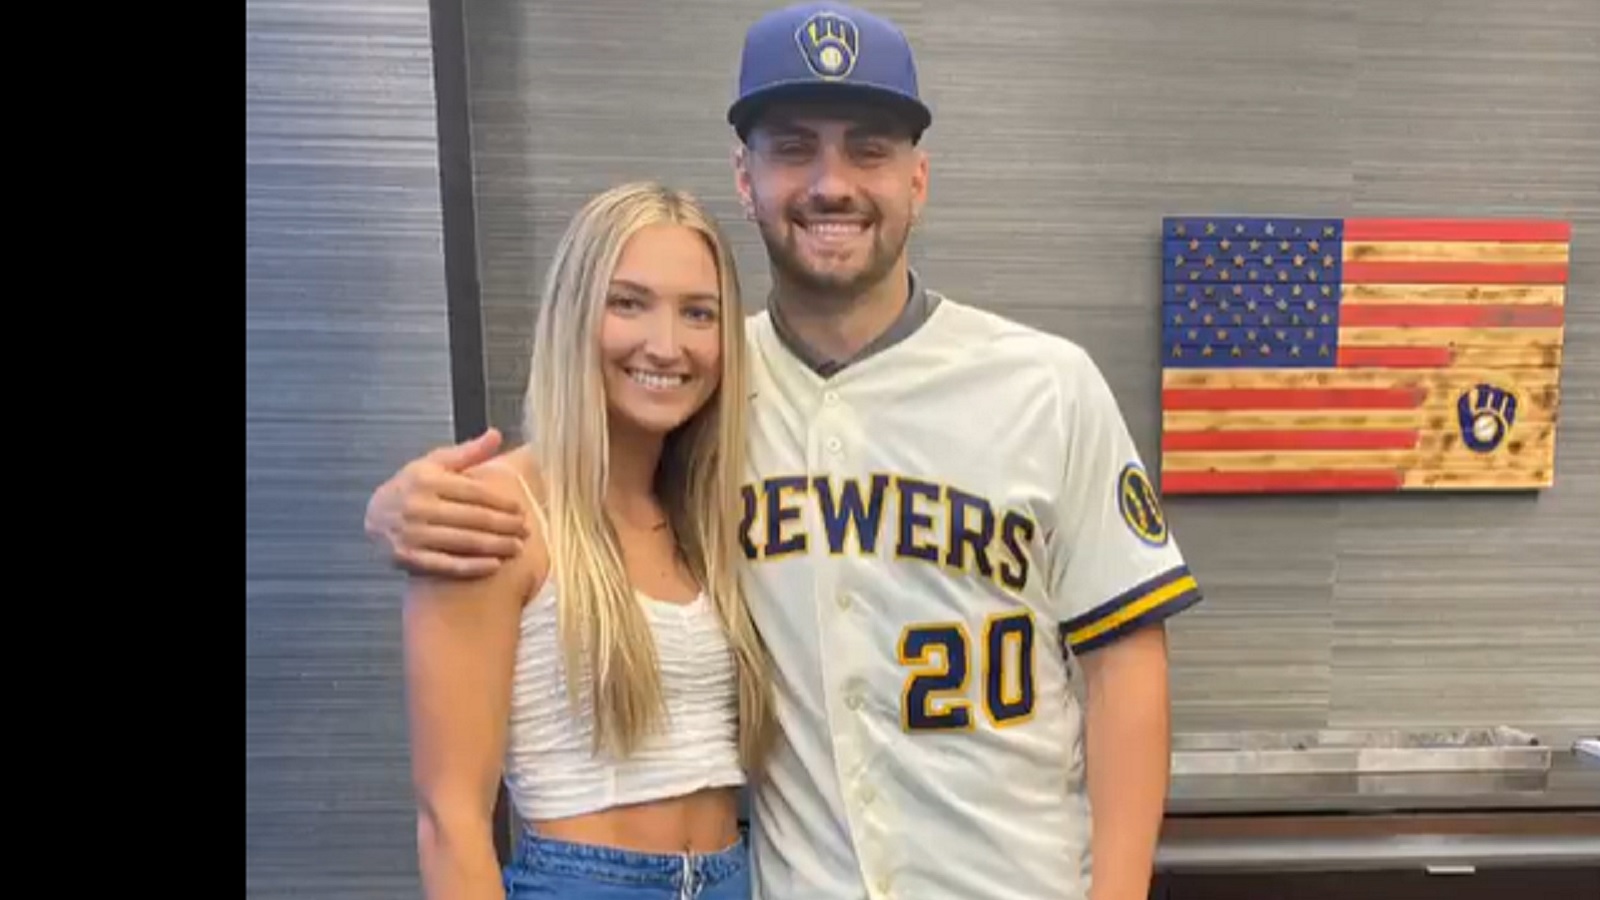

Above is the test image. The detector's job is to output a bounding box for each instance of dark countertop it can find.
[1165,746,1600,816]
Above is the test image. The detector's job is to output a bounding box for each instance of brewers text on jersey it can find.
[740,473,1035,594]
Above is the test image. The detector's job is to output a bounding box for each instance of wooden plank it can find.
[1162,409,1556,432]
[1160,367,1561,392]
[1161,442,1551,472]
[1451,345,1563,367]
[1161,426,1554,459]
[1340,284,1565,306]
[1422,424,1552,460]
[1161,387,1425,411]
[1337,326,1563,347]
[1340,345,1564,368]
[1338,304,1563,328]
[1341,261,1568,284]
[1418,379,1561,420]
[1339,219,1572,243]
[1162,429,1420,452]
[1341,240,1570,263]
[1402,468,1555,489]
[1160,470,1403,493]
[1336,346,1453,367]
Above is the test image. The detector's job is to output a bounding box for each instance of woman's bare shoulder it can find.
[458,445,542,504]
[462,444,552,594]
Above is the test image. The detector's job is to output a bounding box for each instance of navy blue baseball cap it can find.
[727,2,932,142]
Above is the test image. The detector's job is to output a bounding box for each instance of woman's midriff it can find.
[528,785,742,854]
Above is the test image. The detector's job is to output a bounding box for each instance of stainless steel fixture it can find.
[1170,727,1551,777]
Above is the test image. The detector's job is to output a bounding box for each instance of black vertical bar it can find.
[426,0,509,866]
[429,0,489,445]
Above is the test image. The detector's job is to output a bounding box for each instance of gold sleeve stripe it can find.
[1061,565,1202,653]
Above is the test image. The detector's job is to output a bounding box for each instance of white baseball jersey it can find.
[738,293,1202,900]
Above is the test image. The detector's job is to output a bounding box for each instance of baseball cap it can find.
[727,2,932,142]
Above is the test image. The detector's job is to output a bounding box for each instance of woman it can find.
[402,181,776,900]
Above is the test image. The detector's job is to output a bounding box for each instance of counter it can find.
[1155,746,1600,887]
[1166,743,1600,815]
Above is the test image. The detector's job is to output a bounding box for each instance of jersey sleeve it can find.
[1045,349,1202,655]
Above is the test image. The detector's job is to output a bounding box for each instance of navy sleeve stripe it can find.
[1059,564,1202,653]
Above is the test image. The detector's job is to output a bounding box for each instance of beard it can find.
[753,195,911,298]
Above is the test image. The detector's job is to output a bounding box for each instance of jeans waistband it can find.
[509,828,746,891]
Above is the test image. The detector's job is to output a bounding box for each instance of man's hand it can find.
[364,428,529,579]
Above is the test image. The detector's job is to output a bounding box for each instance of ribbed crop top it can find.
[502,582,747,822]
[495,469,746,824]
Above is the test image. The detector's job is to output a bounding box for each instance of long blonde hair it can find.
[522,181,776,772]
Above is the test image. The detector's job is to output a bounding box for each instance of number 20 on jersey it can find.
[899,611,1036,731]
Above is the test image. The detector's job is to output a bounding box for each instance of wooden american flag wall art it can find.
[1157,216,1570,495]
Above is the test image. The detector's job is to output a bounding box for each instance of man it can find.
[365,4,1203,899]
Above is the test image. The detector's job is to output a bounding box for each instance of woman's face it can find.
[598,223,724,437]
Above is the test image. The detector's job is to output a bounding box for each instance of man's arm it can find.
[1045,348,1203,900]
[1079,623,1172,900]
[365,428,530,578]
[403,463,543,899]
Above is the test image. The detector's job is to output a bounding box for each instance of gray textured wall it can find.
[245,0,455,895]
[466,0,1600,750]
[244,1,1600,894]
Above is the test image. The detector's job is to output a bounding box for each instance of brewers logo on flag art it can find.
[1157,216,1571,494]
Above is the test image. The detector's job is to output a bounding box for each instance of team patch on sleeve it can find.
[1059,565,1202,654]
[1117,462,1168,547]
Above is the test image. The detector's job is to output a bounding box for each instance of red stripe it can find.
[1342,219,1571,242]
[1336,346,1453,368]
[1162,387,1425,411]
[1339,304,1564,328]
[1342,261,1568,284]
[1163,430,1419,452]
[1162,470,1405,494]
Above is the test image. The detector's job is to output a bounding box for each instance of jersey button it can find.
[822,390,839,406]
[836,593,852,611]
[825,437,842,454]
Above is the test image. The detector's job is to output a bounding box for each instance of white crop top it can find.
[494,467,745,823]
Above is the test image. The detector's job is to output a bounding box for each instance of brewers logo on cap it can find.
[795,11,859,80]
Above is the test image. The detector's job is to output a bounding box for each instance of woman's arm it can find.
[402,462,543,899]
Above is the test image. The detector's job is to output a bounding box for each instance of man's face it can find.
[735,102,928,297]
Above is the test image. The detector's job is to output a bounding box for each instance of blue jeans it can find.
[502,829,750,899]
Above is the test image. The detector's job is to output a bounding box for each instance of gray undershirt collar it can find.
[768,268,940,378]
